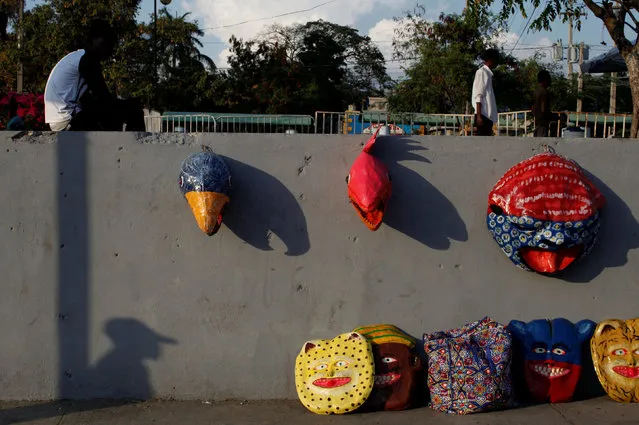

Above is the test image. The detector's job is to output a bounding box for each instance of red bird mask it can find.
[346,127,392,231]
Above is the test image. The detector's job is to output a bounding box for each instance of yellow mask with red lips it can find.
[591,318,639,403]
[295,332,374,415]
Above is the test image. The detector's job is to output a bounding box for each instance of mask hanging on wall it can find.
[295,332,375,415]
[346,126,392,231]
[508,318,596,403]
[487,151,606,274]
[179,146,232,236]
[591,318,639,403]
[352,324,422,411]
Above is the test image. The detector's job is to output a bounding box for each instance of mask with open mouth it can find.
[179,146,231,236]
[346,126,392,231]
[353,324,422,411]
[487,152,606,274]
[509,318,595,403]
[591,318,639,403]
[295,332,375,415]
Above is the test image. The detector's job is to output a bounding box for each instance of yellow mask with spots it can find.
[295,332,375,415]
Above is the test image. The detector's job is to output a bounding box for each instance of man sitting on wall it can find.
[44,19,146,132]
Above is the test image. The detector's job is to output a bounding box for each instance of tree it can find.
[225,20,390,114]
[111,8,217,112]
[388,8,504,113]
[476,0,639,136]
[0,1,216,112]
[222,35,304,113]
[492,51,578,112]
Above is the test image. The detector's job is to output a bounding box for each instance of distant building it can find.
[366,97,388,111]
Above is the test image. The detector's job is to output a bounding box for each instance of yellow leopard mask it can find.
[295,332,375,414]
[591,318,639,402]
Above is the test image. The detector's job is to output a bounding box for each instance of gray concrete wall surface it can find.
[0,131,637,401]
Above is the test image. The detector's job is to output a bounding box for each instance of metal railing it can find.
[315,110,479,136]
[143,110,634,138]
[144,114,314,134]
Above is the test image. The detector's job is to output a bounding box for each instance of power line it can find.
[201,0,338,31]
[509,4,539,54]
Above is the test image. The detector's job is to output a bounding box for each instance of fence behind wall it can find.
[143,110,634,138]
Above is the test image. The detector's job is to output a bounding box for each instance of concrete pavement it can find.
[2,397,639,425]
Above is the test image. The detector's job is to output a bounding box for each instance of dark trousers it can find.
[70,98,146,132]
[474,115,493,136]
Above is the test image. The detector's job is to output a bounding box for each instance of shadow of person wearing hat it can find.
[89,318,177,400]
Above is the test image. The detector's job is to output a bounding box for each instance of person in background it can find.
[532,69,560,137]
[471,48,499,136]
[6,96,25,130]
[44,19,145,132]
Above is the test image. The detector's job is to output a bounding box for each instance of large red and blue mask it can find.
[508,318,595,403]
[346,127,392,231]
[487,152,606,274]
[179,147,232,236]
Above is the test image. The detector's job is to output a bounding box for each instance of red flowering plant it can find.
[0,92,47,131]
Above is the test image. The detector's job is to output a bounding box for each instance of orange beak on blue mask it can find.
[346,127,392,231]
[179,147,232,236]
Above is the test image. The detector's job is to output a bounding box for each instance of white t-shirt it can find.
[44,49,88,124]
[471,64,498,123]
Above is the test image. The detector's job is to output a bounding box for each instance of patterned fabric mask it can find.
[487,152,606,274]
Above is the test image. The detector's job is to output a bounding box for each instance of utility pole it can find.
[153,0,157,109]
[567,15,573,78]
[577,41,584,112]
[16,0,24,92]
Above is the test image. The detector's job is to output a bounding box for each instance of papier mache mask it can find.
[591,318,639,403]
[178,146,232,236]
[346,126,392,231]
[487,152,606,274]
[509,318,595,403]
[295,332,375,415]
[353,324,422,411]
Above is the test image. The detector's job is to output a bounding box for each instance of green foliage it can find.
[0,2,215,112]
[476,0,639,135]
[388,9,504,113]
[223,20,390,114]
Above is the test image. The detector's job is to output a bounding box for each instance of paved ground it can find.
[1,397,639,425]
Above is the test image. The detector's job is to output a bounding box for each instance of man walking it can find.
[44,19,145,132]
[472,48,499,136]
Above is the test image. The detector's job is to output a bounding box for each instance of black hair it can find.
[87,19,117,46]
[538,69,551,84]
[480,48,500,63]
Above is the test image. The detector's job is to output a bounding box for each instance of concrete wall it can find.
[0,131,638,401]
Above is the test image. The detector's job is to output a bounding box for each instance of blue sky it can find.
[28,0,617,76]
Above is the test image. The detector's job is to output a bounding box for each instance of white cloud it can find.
[182,0,414,68]
[367,18,417,78]
[368,18,396,62]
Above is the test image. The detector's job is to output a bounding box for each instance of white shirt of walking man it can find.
[471,48,499,136]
